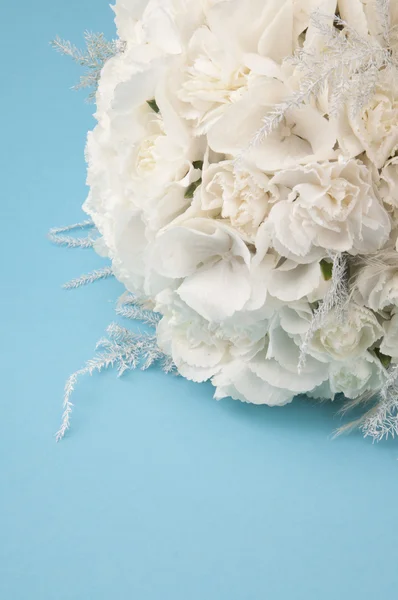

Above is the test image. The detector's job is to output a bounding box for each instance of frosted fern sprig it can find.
[55,323,174,441]
[360,365,398,442]
[63,266,114,290]
[116,294,161,328]
[375,0,392,45]
[49,219,94,233]
[48,235,94,249]
[56,371,80,442]
[51,32,125,101]
[298,253,349,373]
[48,219,96,248]
[246,8,398,151]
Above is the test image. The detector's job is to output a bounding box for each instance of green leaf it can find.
[192,160,204,170]
[374,348,392,369]
[146,99,160,113]
[320,259,333,281]
[184,178,202,199]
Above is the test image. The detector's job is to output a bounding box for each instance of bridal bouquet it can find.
[52,0,398,441]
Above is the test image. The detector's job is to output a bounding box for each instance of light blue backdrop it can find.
[1,1,398,598]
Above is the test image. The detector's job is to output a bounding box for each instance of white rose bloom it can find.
[260,159,390,262]
[309,305,383,362]
[328,352,386,399]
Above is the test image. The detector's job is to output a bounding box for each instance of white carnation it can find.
[309,305,383,362]
[260,159,391,262]
[380,157,398,209]
[347,85,398,169]
[199,158,276,240]
[328,352,386,399]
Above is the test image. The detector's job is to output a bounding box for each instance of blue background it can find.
[2,1,398,598]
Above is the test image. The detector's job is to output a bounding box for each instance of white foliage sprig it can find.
[55,323,174,441]
[360,365,398,441]
[248,8,398,147]
[48,220,96,248]
[51,31,125,101]
[298,253,349,373]
[62,266,114,290]
[116,294,161,328]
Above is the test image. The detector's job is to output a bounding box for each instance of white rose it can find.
[328,352,386,399]
[309,304,383,361]
[261,159,390,262]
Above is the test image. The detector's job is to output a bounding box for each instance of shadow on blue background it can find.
[1,1,398,599]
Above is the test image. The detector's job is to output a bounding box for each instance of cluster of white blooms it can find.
[84,0,398,410]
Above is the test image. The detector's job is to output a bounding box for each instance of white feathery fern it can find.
[51,31,125,101]
[55,323,174,441]
[360,365,398,441]
[48,220,96,248]
[63,266,114,290]
[49,221,173,440]
[247,6,398,149]
[116,293,161,328]
[48,221,113,288]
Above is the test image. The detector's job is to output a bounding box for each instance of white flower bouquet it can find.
[52,0,398,441]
